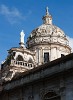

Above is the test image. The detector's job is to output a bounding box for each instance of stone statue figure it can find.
[20,30,25,43]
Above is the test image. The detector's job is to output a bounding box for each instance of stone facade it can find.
[0,53,73,100]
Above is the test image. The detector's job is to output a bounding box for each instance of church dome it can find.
[27,24,69,48]
[27,7,69,49]
[27,7,71,63]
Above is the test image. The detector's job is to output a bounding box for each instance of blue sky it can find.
[0,0,73,63]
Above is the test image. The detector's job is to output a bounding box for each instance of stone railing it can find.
[10,60,34,69]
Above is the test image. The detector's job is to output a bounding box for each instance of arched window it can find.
[16,55,24,61]
[43,91,60,100]
[28,58,33,63]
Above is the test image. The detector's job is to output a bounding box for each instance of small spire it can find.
[19,30,25,48]
[46,7,49,15]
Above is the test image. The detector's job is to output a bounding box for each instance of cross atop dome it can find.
[42,7,52,25]
[46,7,49,15]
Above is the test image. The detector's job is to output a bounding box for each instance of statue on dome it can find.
[20,30,25,43]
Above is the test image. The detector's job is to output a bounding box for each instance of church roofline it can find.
[2,53,73,86]
[8,47,35,55]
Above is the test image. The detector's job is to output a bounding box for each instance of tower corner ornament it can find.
[19,30,25,48]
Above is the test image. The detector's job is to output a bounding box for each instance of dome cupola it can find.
[27,7,71,65]
[42,7,52,25]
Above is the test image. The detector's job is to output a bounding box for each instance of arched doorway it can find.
[43,91,60,100]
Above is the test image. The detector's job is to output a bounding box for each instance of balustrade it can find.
[10,60,34,69]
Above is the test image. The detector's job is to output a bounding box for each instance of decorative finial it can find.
[46,7,49,15]
[19,30,25,48]
[42,7,52,24]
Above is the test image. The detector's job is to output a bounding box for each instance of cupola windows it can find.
[44,52,49,63]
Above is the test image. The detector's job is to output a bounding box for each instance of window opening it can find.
[44,52,49,63]
[16,55,24,61]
